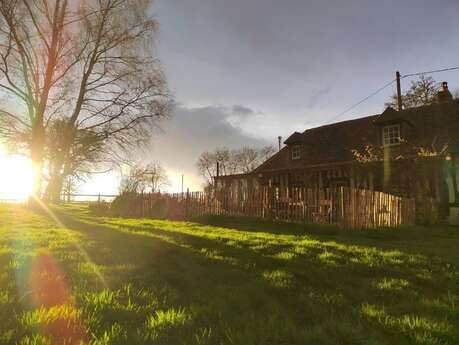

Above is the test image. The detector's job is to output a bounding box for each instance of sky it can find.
[82,0,459,194]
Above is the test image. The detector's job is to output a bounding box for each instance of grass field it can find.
[0,203,458,345]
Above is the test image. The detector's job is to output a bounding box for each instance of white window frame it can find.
[291,145,301,160]
[382,124,401,147]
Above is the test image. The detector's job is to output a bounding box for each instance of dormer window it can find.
[382,124,401,146]
[291,145,301,160]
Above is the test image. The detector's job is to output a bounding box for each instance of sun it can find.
[0,146,35,201]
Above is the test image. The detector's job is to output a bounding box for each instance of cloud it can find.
[232,104,256,116]
[145,103,272,190]
[155,0,459,122]
[307,86,332,108]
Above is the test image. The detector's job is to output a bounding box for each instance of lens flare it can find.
[12,198,107,343]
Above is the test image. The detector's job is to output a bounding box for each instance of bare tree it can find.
[0,0,74,197]
[119,166,146,194]
[197,151,220,185]
[197,148,235,185]
[43,118,107,200]
[259,145,277,162]
[119,162,170,194]
[145,163,171,193]
[234,145,276,173]
[385,75,438,109]
[43,0,171,202]
[197,145,276,184]
[0,0,171,201]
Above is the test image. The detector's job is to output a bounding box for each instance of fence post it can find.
[185,188,190,219]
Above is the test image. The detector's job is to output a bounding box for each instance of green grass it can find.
[0,203,458,344]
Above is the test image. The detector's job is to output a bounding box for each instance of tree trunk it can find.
[30,123,45,200]
[45,146,68,203]
[46,173,64,203]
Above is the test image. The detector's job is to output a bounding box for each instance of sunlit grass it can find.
[146,308,191,330]
[262,269,294,289]
[374,278,410,291]
[361,303,452,344]
[0,204,458,344]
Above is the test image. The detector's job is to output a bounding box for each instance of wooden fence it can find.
[114,186,416,229]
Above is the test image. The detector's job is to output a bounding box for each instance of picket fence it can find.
[116,186,416,229]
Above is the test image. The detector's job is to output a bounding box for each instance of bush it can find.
[88,201,110,216]
[415,197,441,225]
[107,193,186,219]
[111,193,139,217]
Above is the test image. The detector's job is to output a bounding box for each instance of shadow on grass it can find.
[194,214,459,238]
[193,215,341,236]
[27,206,459,345]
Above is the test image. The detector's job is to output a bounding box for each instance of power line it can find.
[314,65,459,127]
[322,66,459,125]
[402,66,459,79]
[324,79,396,125]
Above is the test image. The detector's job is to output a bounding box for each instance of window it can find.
[382,125,401,146]
[291,145,301,160]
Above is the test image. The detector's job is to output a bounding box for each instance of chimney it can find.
[437,81,453,103]
[277,136,282,151]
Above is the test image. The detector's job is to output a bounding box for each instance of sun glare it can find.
[0,146,34,201]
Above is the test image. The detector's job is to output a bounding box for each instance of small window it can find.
[291,145,301,160]
[382,125,401,146]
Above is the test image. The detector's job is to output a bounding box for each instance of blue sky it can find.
[85,0,459,193]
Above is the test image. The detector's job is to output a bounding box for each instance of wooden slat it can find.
[122,185,417,229]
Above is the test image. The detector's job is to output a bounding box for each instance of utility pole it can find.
[181,174,184,195]
[214,161,220,192]
[396,71,403,111]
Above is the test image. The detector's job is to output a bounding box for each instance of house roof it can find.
[254,99,459,173]
[284,131,303,144]
[382,100,459,151]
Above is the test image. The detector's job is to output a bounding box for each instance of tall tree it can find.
[0,0,73,197]
[44,0,170,202]
[43,118,106,200]
[0,0,170,201]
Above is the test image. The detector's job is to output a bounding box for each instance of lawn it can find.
[0,203,458,345]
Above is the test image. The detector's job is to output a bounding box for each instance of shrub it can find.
[88,201,110,216]
[415,197,440,225]
[111,193,139,217]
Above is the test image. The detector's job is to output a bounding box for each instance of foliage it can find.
[416,143,449,158]
[352,141,449,164]
[111,193,139,217]
[415,198,441,225]
[351,140,449,200]
[351,144,385,163]
[88,201,111,216]
[110,193,177,218]
[0,204,458,344]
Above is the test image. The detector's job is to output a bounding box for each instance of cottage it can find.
[216,83,459,224]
